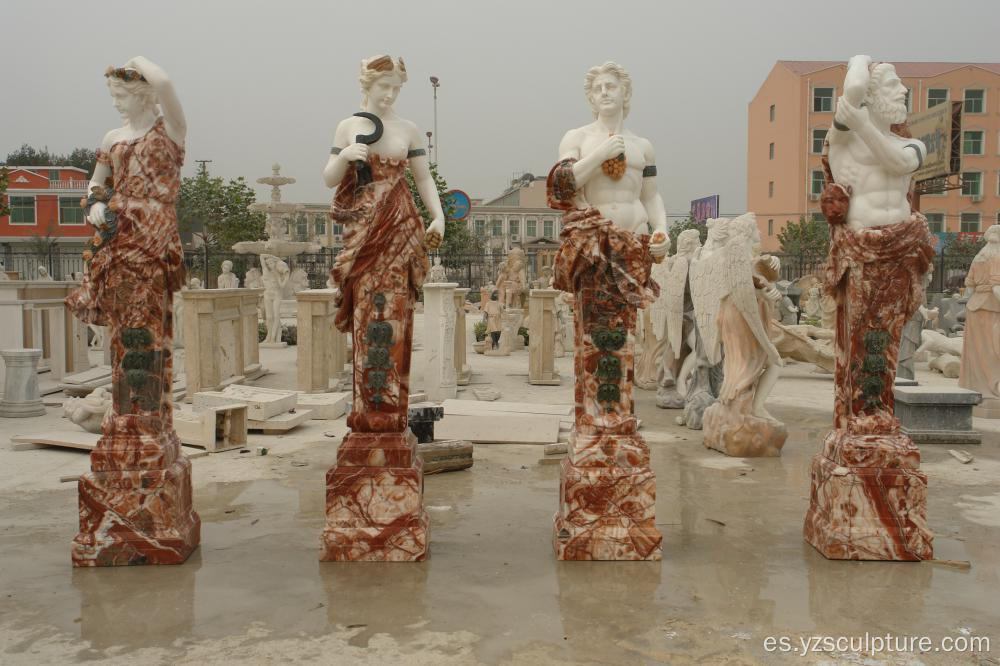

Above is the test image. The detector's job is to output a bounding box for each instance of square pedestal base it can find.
[320,430,429,562]
[553,458,662,561]
[73,457,201,567]
[803,431,932,561]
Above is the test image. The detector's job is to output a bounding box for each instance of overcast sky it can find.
[5,0,998,217]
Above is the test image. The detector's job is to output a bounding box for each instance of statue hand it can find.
[340,143,369,162]
[649,231,670,258]
[424,217,445,250]
[599,134,626,161]
[764,286,781,302]
[88,202,108,228]
[834,95,868,131]
[766,255,781,272]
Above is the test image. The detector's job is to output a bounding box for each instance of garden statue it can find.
[959,224,1000,418]
[217,259,239,288]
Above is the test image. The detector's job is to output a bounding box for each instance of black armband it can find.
[642,165,657,178]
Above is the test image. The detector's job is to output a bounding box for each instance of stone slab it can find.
[248,409,313,433]
[442,399,572,417]
[60,365,112,386]
[296,391,349,420]
[434,413,561,444]
[174,403,248,453]
[893,385,982,405]
[10,431,205,458]
[902,428,982,446]
[195,385,298,420]
[417,439,473,474]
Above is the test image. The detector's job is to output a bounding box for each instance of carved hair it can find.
[865,62,907,124]
[974,224,1000,261]
[676,228,701,255]
[107,77,158,113]
[359,55,408,109]
[584,62,632,118]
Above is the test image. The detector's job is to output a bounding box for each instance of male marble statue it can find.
[804,56,935,561]
[260,254,289,344]
[548,61,668,561]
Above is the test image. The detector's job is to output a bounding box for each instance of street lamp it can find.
[426,131,433,157]
[429,76,440,163]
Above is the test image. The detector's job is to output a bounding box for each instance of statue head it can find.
[975,224,1000,262]
[221,260,233,274]
[433,256,441,267]
[105,67,157,119]
[675,229,701,257]
[704,217,731,251]
[189,277,202,289]
[731,213,761,251]
[359,55,407,111]
[584,62,632,119]
[37,266,49,278]
[865,63,908,125]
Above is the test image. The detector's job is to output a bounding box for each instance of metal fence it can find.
[2,249,85,280]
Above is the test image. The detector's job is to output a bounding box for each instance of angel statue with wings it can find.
[690,213,787,457]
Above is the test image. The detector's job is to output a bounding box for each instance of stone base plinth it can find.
[655,387,685,409]
[73,456,201,566]
[804,430,932,561]
[320,430,429,562]
[895,384,982,444]
[553,452,662,561]
[703,402,787,457]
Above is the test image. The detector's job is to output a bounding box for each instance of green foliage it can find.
[0,166,9,218]
[177,171,266,252]
[518,325,529,346]
[4,144,97,177]
[943,234,986,260]
[406,162,486,267]
[667,217,708,255]
[473,321,487,342]
[777,217,830,259]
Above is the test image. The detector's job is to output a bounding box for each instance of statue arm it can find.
[559,130,603,188]
[322,119,355,189]
[854,122,924,175]
[408,122,445,240]
[843,55,873,106]
[126,57,186,144]
[638,139,669,252]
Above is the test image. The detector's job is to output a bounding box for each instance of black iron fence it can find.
[1,249,85,280]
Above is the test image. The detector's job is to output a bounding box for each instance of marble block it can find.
[435,413,561,443]
[181,288,257,400]
[194,385,297,420]
[173,403,248,453]
[421,283,458,402]
[528,289,561,385]
[296,289,338,393]
[296,391,349,420]
[0,348,46,417]
[894,385,982,445]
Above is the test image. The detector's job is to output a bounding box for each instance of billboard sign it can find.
[443,189,471,220]
[690,195,720,222]
[908,101,962,182]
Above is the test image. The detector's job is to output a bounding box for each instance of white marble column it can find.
[528,289,561,385]
[296,289,336,393]
[453,288,471,385]
[0,349,46,417]
[422,283,458,402]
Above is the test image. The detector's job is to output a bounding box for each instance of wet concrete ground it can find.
[1,342,998,664]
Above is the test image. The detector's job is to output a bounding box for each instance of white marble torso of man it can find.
[828,57,925,230]
[557,62,668,254]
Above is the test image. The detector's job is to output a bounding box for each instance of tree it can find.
[406,162,486,266]
[0,167,9,219]
[667,217,708,255]
[176,169,266,252]
[4,144,97,177]
[777,216,830,259]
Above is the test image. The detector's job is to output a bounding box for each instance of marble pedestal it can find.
[453,288,471,385]
[240,290,266,380]
[553,287,662,561]
[296,289,337,393]
[894,384,982,445]
[0,348,46,417]
[422,283,458,402]
[182,288,264,400]
[528,289,561,385]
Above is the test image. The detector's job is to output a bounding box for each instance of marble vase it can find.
[0,348,46,417]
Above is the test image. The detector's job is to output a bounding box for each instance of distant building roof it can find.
[778,60,1000,77]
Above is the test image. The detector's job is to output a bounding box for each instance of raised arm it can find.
[842,55,872,107]
[407,122,445,247]
[125,56,185,145]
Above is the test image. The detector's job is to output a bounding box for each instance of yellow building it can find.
[748,60,1000,251]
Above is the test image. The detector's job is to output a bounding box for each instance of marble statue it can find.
[553,290,573,357]
[260,254,289,344]
[959,224,1000,417]
[692,214,786,457]
[217,259,239,289]
[479,281,496,308]
[36,265,54,281]
[88,324,105,349]
[244,267,263,289]
[427,255,447,283]
[898,270,936,380]
[289,267,310,293]
[319,54,444,562]
[63,387,113,434]
[497,248,527,309]
[0,260,8,280]
[548,61,669,561]
[653,228,700,409]
[769,321,836,374]
[65,56,199,565]
[532,265,554,290]
[188,277,202,290]
[482,291,503,349]
[803,56,935,561]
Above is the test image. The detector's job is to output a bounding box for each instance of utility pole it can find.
[194,159,212,177]
[429,76,440,163]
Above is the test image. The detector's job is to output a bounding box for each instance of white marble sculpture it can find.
[653,228,700,408]
[959,224,1000,417]
[916,329,963,358]
[261,253,289,344]
[217,260,239,289]
[245,267,263,290]
[497,248,528,309]
[63,386,113,433]
[36,266,54,281]
[289,267,310,293]
[427,256,447,283]
[692,214,786,457]
[188,277,202,290]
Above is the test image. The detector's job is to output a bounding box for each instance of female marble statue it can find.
[260,253,289,344]
[65,56,199,565]
[319,55,444,561]
[959,224,1000,413]
[217,259,239,288]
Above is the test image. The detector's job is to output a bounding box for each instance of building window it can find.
[543,219,554,238]
[48,169,59,182]
[963,130,984,155]
[332,223,343,236]
[964,89,985,114]
[767,219,773,236]
[811,170,825,197]
[813,87,833,112]
[961,172,982,197]
[474,217,486,235]
[769,104,775,122]
[925,212,944,233]
[59,196,85,225]
[491,218,502,237]
[960,212,980,233]
[768,142,774,160]
[508,219,519,236]
[768,181,774,198]
[525,218,537,237]
[811,128,828,154]
[9,196,35,224]
[314,217,326,236]
[927,88,948,108]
